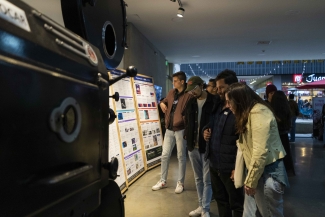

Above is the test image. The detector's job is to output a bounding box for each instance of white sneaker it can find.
[189,206,202,217]
[152,180,166,191]
[175,181,184,194]
[201,211,210,217]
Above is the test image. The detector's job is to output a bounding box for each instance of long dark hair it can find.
[270,91,291,132]
[226,83,274,133]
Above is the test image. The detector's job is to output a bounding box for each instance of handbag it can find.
[234,143,245,188]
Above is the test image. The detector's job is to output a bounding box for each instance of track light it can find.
[177,7,184,17]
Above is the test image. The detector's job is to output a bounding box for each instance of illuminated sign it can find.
[305,74,325,83]
[293,74,302,83]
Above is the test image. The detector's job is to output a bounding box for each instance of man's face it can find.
[216,79,229,100]
[206,81,217,95]
[188,84,202,98]
[268,91,275,102]
[173,77,183,89]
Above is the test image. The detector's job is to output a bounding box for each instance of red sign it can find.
[293,74,302,83]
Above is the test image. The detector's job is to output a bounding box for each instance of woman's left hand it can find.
[244,185,256,196]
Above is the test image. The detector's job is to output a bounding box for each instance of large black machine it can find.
[0,0,137,216]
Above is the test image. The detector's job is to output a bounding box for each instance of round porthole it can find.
[102,21,117,59]
[49,97,81,143]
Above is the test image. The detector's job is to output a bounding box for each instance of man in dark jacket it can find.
[203,70,244,217]
[183,76,216,217]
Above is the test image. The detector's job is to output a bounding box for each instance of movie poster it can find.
[133,75,163,168]
[109,70,145,183]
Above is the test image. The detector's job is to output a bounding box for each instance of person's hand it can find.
[203,128,211,141]
[160,103,167,113]
[244,185,256,196]
[230,170,235,181]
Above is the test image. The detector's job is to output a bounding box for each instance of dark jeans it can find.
[280,134,295,175]
[210,167,244,217]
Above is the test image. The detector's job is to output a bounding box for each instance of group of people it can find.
[152,70,294,217]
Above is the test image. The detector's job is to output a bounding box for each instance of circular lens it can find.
[102,21,116,59]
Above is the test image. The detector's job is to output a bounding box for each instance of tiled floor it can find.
[124,137,325,217]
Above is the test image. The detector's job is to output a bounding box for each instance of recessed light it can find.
[192,55,200,58]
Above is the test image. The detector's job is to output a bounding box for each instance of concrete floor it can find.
[124,138,325,217]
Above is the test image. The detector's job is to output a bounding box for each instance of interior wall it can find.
[123,23,168,96]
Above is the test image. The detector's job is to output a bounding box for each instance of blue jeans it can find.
[243,160,287,217]
[160,129,187,184]
[188,149,212,212]
[289,116,297,142]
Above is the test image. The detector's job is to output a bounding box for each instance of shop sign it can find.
[305,74,325,83]
[293,74,302,83]
[293,74,325,83]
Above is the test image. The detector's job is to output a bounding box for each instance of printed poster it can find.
[133,75,163,168]
[110,70,145,183]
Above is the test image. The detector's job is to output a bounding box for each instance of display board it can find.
[132,75,163,169]
[108,91,127,192]
[109,70,145,184]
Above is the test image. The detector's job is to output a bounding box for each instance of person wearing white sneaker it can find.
[184,76,214,216]
[152,71,192,193]
[201,211,210,217]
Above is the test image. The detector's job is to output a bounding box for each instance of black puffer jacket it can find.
[202,98,238,173]
[183,92,215,153]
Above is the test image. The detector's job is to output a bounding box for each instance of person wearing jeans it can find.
[152,71,192,193]
[203,70,244,217]
[288,94,299,142]
[183,76,215,217]
[225,83,289,217]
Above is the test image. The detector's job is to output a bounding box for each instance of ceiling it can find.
[22,0,325,65]
[125,0,325,64]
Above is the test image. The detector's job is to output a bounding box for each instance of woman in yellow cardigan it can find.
[225,83,289,217]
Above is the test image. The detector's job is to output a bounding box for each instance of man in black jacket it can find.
[183,76,215,217]
[203,70,244,217]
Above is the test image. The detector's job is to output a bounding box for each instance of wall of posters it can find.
[133,75,163,169]
[108,94,127,191]
[109,70,145,184]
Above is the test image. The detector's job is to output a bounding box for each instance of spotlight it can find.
[177,7,184,17]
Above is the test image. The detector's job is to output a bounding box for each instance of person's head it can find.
[185,76,205,98]
[270,91,291,128]
[265,84,277,102]
[289,94,295,100]
[215,69,238,100]
[322,104,325,115]
[206,78,217,95]
[225,83,272,133]
[172,71,186,91]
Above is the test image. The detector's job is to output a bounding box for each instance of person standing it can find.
[183,76,215,217]
[152,71,192,193]
[265,84,277,103]
[203,69,244,217]
[288,94,299,142]
[206,78,218,95]
[225,83,289,217]
[271,91,296,175]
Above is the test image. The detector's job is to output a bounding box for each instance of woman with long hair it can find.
[270,91,295,175]
[225,83,289,217]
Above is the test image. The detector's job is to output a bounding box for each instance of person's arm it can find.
[244,109,271,189]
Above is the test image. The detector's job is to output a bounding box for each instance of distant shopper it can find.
[184,76,215,217]
[152,71,192,193]
[321,104,325,147]
[225,83,289,217]
[288,94,299,142]
[265,84,277,103]
[203,70,244,217]
[271,91,296,175]
[206,79,218,95]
